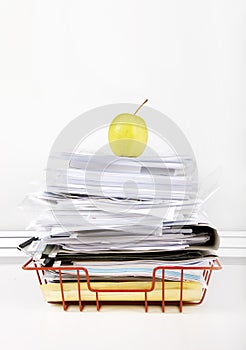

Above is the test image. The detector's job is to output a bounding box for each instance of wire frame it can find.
[23,258,222,313]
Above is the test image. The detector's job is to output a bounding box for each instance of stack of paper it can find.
[19,152,220,302]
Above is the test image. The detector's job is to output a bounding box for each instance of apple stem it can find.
[133,99,148,115]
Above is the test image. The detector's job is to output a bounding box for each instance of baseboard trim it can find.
[0,230,246,260]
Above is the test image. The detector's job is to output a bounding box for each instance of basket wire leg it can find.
[204,269,209,282]
[59,270,68,311]
[179,269,184,313]
[145,292,148,312]
[162,269,165,312]
[77,271,83,312]
[41,270,47,284]
[198,268,213,305]
[206,268,213,286]
[96,292,100,311]
[34,263,42,285]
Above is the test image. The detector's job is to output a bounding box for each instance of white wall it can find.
[0,0,245,230]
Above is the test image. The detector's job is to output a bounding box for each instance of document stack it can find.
[20,152,221,312]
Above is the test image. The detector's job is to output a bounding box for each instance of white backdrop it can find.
[0,0,245,230]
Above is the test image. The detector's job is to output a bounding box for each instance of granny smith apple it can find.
[108,99,148,157]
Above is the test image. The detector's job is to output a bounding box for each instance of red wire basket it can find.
[23,258,222,312]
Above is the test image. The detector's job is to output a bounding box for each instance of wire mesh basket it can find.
[23,258,222,312]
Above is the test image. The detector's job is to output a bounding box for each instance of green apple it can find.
[108,99,148,157]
